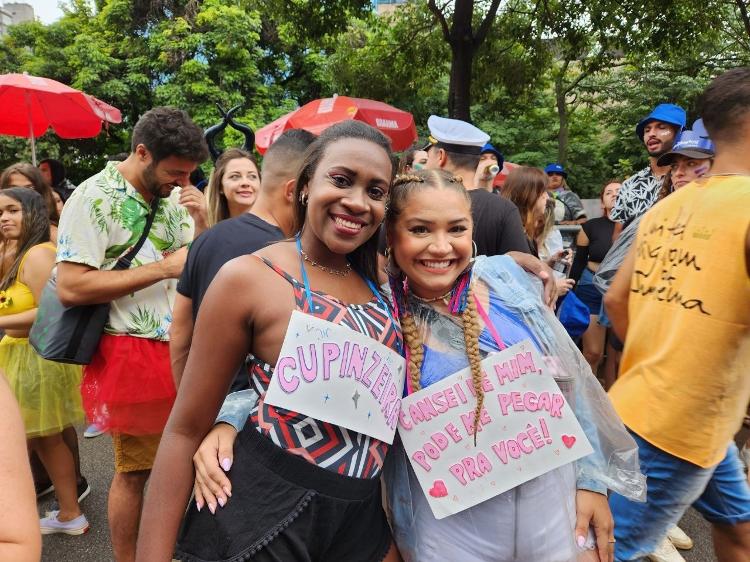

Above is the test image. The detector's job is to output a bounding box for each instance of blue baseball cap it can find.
[635,103,687,140]
[656,129,715,167]
[692,118,709,138]
[544,163,567,178]
[480,143,504,169]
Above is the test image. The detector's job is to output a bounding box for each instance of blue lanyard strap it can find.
[295,236,396,326]
[295,236,316,312]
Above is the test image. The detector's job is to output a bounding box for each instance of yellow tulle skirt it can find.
[0,335,84,438]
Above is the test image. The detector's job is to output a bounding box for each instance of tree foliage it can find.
[0,0,747,197]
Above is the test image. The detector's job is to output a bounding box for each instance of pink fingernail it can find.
[196,500,203,512]
[218,497,226,508]
[208,503,216,514]
[577,535,585,548]
[221,458,232,471]
[223,486,232,497]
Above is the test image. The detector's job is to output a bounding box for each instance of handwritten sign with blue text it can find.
[398,339,593,519]
[265,311,405,444]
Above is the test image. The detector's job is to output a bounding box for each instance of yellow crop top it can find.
[0,242,55,317]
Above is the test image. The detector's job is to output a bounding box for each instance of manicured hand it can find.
[575,490,615,562]
[193,423,238,515]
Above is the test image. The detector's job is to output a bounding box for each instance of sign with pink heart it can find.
[397,339,593,519]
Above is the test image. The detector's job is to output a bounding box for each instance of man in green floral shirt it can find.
[56,107,208,561]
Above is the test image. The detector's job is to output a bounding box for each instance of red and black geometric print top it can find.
[248,257,403,479]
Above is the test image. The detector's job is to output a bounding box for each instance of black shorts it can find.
[176,426,392,562]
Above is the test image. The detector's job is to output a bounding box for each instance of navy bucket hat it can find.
[480,143,504,169]
[635,103,687,140]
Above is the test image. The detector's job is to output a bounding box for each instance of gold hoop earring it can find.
[471,240,478,263]
[299,192,308,206]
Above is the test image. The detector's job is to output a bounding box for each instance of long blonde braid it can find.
[462,292,484,444]
[399,289,485,444]
[400,312,424,393]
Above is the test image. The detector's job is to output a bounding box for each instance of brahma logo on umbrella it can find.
[375,118,398,129]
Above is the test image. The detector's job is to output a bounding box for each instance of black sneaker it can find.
[47,477,91,512]
[35,481,55,499]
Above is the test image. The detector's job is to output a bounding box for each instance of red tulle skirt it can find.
[82,334,176,435]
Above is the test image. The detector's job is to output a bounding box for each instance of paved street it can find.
[40,424,721,562]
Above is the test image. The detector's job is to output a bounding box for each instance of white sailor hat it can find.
[422,115,490,155]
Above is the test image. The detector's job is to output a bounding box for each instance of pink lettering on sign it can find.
[460,407,492,435]
[321,342,340,381]
[491,418,552,464]
[493,352,538,385]
[448,453,493,485]
[337,341,350,378]
[445,422,462,443]
[400,382,468,429]
[431,432,449,451]
[412,450,432,471]
[276,356,299,393]
[362,351,382,386]
[497,391,564,418]
[346,344,367,379]
[298,344,317,383]
[370,364,391,401]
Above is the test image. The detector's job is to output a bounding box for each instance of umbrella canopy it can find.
[0,73,123,164]
[256,95,417,154]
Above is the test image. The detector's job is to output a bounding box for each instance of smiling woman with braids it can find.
[382,170,644,562]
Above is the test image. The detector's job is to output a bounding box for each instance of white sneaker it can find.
[666,524,693,550]
[647,537,686,562]
[39,510,90,535]
[83,423,105,438]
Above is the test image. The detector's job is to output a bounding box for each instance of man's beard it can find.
[647,137,676,158]
[142,163,171,198]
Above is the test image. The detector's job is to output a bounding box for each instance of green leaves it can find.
[1,0,747,197]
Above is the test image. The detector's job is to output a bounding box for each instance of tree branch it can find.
[427,0,451,43]
[735,0,750,42]
[474,0,503,47]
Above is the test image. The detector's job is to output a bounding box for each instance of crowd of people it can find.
[0,67,747,562]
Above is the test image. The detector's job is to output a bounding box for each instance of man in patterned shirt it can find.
[610,103,686,230]
[56,107,208,561]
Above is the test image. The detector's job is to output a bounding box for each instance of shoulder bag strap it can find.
[113,198,160,271]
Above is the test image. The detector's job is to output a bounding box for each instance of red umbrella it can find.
[0,72,123,164]
[255,95,417,154]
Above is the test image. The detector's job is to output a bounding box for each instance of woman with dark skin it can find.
[136,122,403,562]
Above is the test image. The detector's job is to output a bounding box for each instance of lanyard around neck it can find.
[294,236,394,325]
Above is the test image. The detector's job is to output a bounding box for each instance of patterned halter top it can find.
[247,254,402,479]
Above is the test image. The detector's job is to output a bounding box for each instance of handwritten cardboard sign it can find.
[398,339,593,519]
[265,311,405,444]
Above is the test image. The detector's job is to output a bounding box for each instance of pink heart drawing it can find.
[562,435,576,449]
[429,480,448,498]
